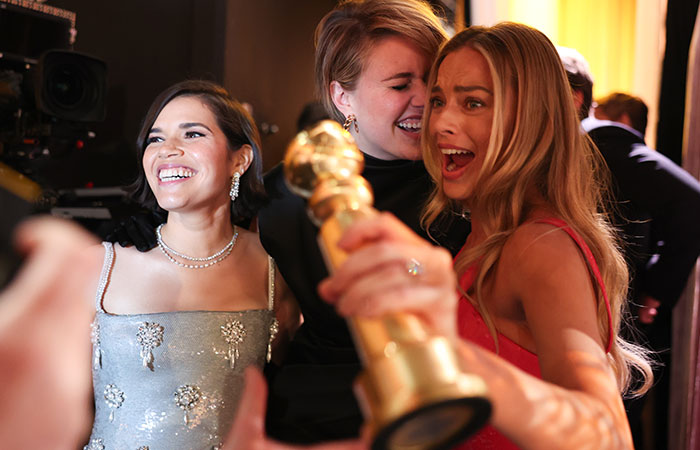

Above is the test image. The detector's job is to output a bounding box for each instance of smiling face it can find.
[335,35,430,160]
[142,96,243,214]
[428,46,496,203]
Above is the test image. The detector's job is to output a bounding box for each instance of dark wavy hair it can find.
[129,80,266,225]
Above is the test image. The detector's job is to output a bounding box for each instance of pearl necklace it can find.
[156,224,238,269]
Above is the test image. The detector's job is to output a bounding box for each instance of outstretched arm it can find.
[319,213,634,449]
[0,217,98,449]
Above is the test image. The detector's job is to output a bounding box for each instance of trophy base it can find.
[371,396,491,450]
[354,335,492,450]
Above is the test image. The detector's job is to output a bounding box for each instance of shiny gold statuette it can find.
[284,121,491,450]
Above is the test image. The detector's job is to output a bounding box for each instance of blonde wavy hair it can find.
[421,22,652,395]
[314,0,448,123]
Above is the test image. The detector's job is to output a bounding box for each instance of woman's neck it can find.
[160,211,235,258]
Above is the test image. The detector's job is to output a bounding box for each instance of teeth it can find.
[397,121,421,131]
[441,149,472,155]
[159,167,195,182]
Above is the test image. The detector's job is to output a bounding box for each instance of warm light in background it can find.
[470,0,666,145]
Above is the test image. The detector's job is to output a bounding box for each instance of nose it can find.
[430,103,457,136]
[410,79,427,110]
[157,138,184,158]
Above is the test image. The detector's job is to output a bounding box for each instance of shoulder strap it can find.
[267,255,275,311]
[94,242,115,313]
[533,218,614,353]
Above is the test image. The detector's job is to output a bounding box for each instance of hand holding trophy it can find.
[284,120,491,450]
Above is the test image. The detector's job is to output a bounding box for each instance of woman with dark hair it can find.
[107,0,466,443]
[82,80,296,449]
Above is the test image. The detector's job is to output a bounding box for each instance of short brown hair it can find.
[596,92,648,135]
[314,0,447,122]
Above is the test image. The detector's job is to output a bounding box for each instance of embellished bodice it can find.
[86,242,277,450]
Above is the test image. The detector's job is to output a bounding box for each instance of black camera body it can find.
[0,0,107,161]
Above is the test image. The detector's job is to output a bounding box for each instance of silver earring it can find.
[229,172,240,202]
[343,114,359,133]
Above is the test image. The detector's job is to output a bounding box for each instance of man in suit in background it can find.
[559,46,700,450]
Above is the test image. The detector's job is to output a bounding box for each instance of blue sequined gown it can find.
[85,242,277,450]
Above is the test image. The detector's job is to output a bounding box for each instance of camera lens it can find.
[36,50,107,122]
[46,63,88,110]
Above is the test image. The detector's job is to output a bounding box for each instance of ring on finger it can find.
[406,258,424,277]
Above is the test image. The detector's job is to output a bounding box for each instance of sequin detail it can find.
[83,438,105,450]
[90,319,102,369]
[221,320,246,369]
[136,322,164,370]
[267,318,279,363]
[174,384,201,425]
[104,383,125,422]
[137,447,149,450]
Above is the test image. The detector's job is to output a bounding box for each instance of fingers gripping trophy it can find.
[284,120,491,450]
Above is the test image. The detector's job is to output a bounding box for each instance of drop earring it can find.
[229,172,240,202]
[343,114,359,133]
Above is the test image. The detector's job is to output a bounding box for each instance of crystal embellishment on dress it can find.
[90,319,102,369]
[267,318,279,363]
[221,320,246,369]
[174,384,201,425]
[104,383,125,422]
[83,438,105,450]
[137,447,149,450]
[136,322,164,370]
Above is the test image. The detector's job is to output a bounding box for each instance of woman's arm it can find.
[475,222,632,448]
[319,214,633,449]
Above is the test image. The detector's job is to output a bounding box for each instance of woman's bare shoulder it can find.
[501,219,589,288]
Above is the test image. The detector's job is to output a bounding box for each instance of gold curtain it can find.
[472,0,664,145]
[557,0,637,102]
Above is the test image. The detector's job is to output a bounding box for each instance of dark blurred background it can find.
[0,0,458,225]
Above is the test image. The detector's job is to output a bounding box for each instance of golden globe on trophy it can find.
[284,120,491,450]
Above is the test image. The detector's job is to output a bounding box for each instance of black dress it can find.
[258,154,469,443]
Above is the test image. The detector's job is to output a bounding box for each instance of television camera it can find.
[0,0,107,174]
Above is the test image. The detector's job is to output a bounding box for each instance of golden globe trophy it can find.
[284,120,491,450]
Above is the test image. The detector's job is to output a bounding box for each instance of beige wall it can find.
[224,0,336,171]
[470,0,666,146]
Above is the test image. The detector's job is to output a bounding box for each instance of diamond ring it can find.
[406,258,424,277]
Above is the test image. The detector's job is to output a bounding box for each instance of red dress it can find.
[454,218,612,449]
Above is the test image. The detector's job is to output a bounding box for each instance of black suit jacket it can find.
[584,118,700,308]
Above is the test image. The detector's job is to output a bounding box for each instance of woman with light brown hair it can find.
[319,22,653,448]
[257,0,473,444]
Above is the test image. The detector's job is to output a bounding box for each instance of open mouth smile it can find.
[442,148,475,172]
[158,167,196,182]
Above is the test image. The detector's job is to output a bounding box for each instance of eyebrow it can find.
[431,85,493,96]
[381,72,414,82]
[149,122,213,134]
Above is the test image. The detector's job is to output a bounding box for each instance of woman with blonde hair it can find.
[319,22,653,448]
